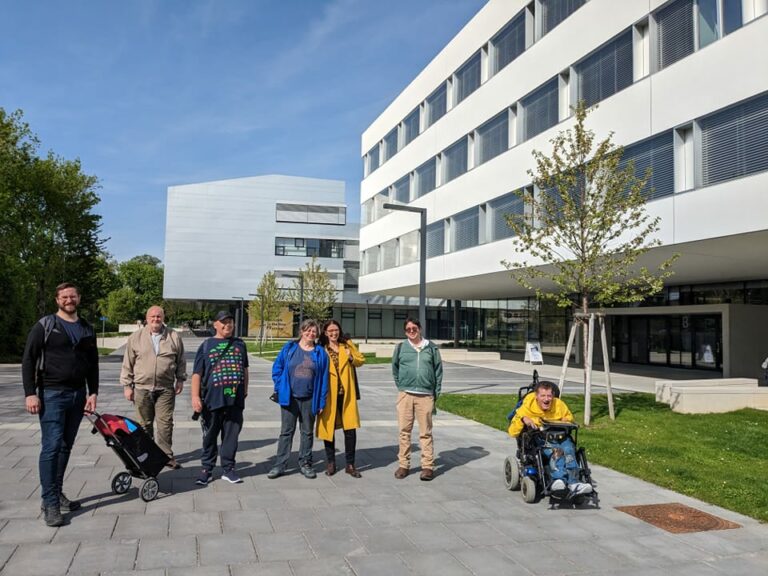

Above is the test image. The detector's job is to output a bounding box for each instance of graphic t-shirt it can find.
[288,348,315,399]
[193,338,249,410]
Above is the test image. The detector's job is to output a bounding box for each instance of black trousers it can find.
[200,405,243,471]
[323,399,357,466]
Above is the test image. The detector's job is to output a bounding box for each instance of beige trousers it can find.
[134,387,176,457]
[396,391,434,470]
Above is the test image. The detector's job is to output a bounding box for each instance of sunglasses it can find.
[405,327,419,333]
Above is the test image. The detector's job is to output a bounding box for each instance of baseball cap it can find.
[214,310,235,322]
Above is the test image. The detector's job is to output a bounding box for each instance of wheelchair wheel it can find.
[576,447,592,483]
[503,456,520,491]
[521,476,537,503]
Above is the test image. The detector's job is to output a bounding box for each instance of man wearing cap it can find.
[191,311,249,485]
[120,306,186,470]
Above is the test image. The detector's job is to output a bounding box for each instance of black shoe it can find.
[59,493,81,512]
[44,505,64,527]
[300,465,317,479]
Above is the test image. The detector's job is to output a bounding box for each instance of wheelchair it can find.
[503,373,598,507]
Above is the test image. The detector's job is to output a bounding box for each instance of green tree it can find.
[290,257,337,322]
[99,254,164,323]
[0,108,108,358]
[502,102,678,417]
[249,271,286,339]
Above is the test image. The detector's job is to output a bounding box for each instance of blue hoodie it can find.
[272,340,329,415]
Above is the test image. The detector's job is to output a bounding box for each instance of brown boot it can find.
[420,468,434,481]
[394,467,409,479]
[345,464,362,478]
[325,461,336,476]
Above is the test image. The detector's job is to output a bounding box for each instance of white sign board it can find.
[524,341,543,364]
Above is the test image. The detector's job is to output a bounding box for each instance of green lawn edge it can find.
[436,392,768,523]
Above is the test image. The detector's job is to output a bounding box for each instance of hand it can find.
[174,380,184,395]
[522,416,538,430]
[191,396,203,414]
[123,387,134,402]
[84,394,97,412]
[25,395,41,415]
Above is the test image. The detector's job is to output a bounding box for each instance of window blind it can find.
[383,128,398,162]
[477,112,509,165]
[426,221,445,258]
[541,0,586,36]
[492,12,526,74]
[426,84,447,128]
[522,78,559,141]
[455,52,481,105]
[575,30,633,108]
[393,175,410,204]
[443,138,468,184]
[452,208,480,252]
[620,131,674,200]
[415,159,437,198]
[403,108,420,146]
[488,192,524,241]
[656,0,694,70]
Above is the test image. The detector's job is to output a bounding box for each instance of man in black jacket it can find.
[22,283,99,527]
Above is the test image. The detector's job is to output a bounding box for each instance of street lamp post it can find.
[382,203,427,336]
[232,296,245,337]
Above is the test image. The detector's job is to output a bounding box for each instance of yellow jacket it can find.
[507,393,574,437]
[316,340,366,441]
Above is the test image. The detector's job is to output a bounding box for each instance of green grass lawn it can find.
[437,392,768,522]
[244,342,392,365]
[98,348,115,356]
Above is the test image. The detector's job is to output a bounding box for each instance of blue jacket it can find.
[272,340,329,415]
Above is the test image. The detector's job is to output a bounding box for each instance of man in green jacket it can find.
[391,317,443,481]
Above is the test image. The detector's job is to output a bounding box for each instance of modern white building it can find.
[163,174,440,337]
[359,0,768,376]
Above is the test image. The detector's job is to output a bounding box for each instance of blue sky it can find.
[0,0,487,262]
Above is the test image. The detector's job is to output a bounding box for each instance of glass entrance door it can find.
[693,315,721,369]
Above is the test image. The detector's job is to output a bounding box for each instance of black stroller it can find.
[87,411,169,501]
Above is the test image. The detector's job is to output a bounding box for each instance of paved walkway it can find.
[0,349,765,575]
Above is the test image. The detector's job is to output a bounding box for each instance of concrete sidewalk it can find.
[0,356,765,575]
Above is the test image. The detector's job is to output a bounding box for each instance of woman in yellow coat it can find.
[316,319,365,477]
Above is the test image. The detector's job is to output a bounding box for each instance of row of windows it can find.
[276,203,346,225]
[363,0,587,177]
[362,0,761,225]
[362,90,768,275]
[275,237,350,258]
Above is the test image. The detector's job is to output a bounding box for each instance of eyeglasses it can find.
[404,327,419,333]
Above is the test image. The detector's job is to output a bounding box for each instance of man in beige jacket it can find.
[120,306,186,469]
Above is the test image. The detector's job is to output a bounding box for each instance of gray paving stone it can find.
[503,540,579,574]
[69,540,138,575]
[0,500,37,521]
[146,492,196,513]
[315,505,372,530]
[93,495,147,515]
[194,492,242,512]
[230,560,293,576]
[170,511,222,537]
[168,567,231,576]
[317,487,369,507]
[359,503,415,527]
[451,547,524,576]
[253,531,314,562]
[400,523,470,552]
[198,533,257,565]
[401,551,473,576]
[444,521,508,546]
[113,513,169,539]
[52,513,117,542]
[222,509,274,533]
[136,535,197,570]
[239,490,289,510]
[303,527,366,558]
[346,552,414,576]
[0,519,56,545]
[102,570,164,576]
[289,556,356,576]
[0,545,16,570]
[278,488,329,509]
[266,508,323,533]
[0,542,77,576]
[353,526,417,554]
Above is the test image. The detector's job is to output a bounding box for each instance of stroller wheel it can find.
[503,456,520,491]
[140,477,160,502]
[111,472,132,495]
[521,476,538,503]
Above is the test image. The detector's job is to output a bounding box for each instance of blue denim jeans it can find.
[274,396,315,470]
[542,436,579,484]
[38,388,86,507]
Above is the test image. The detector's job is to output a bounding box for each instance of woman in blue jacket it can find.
[268,319,329,479]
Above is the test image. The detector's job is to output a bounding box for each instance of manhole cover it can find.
[616,503,741,534]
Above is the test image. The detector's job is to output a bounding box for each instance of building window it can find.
[373,191,389,221]
[451,208,480,252]
[491,11,526,75]
[575,30,633,108]
[488,192,525,242]
[656,0,694,70]
[541,0,586,36]
[362,198,374,225]
[722,0,743,35]
[477,112,509,166]
[381,238,398,270]
[620,132,675,200]
[362,247,379,274]
[522,78,559,141]
[426,221,445,258]
[344,261,359,289]
[393,175,410,204]
[426,84,447,128]
[415,158,437,198]
[700,92,768,187]
[383,128,399,162]
[442,137,469,184]
[403,107,420,146]
[367,144,380,174]
[276,203,345,225]
[276,237,344,258]
[698,0,719,48]
[455,52,481,105]
[399,230,420,266]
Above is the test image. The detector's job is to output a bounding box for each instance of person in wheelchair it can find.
[508,380,592,497]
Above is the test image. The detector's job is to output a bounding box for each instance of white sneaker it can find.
[569,482,593,496]
[550,479,566,491]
